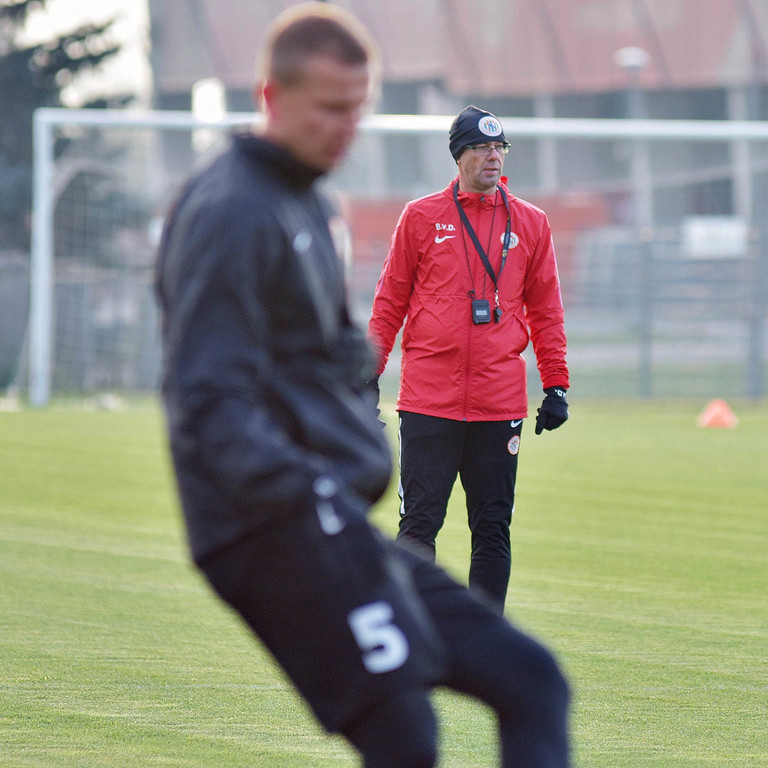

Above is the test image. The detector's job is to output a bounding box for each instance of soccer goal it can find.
[20,108,768,406]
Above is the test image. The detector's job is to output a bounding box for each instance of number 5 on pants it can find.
[348,601,410,674]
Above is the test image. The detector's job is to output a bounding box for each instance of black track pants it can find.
[200,525,570,767]
[397,411,521,614]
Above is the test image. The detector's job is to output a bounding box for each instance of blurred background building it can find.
[149,0,768,120]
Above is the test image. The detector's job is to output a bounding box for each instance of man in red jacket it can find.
[369,105,570,615]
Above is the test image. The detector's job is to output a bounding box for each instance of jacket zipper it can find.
[462,306,472,420]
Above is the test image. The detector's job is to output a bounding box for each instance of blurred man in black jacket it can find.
[155,4,570,766]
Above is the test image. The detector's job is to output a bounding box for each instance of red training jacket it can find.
[368,177,569,421]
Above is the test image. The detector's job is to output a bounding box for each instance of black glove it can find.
[535,387,569,435]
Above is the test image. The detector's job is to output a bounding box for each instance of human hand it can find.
[364,375,385,427]
[535,387,569,435]
[368,375,380,405]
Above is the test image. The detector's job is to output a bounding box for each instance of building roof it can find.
[149,0,768,96]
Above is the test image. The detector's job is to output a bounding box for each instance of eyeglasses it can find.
[466,142,510,156]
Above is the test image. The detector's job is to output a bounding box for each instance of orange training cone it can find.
[697,399,738,429]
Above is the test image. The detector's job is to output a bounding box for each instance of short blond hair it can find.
[259,2,379,87]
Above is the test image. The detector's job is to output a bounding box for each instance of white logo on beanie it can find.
[478,115,503,137]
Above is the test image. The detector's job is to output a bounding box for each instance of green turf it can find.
[1,398,766,767]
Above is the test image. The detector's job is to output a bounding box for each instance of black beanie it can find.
[449,105,507,161]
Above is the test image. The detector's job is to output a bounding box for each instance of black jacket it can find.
[156,133,391,562]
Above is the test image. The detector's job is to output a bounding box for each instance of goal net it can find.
[10,108,768,405]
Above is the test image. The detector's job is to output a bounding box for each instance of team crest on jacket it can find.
[501,231,520,249]
[479,115,503,137]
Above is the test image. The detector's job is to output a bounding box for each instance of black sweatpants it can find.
[397,411,521,614]
[200,520,571,768]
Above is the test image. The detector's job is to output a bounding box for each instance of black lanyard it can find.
[452,182,512,314]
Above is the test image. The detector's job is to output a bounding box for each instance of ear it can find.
[257,79,274,112]
[252,79,266,111]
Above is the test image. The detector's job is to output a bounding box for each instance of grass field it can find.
[1,398,766,767]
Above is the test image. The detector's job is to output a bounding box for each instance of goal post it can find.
[29,109,54,408]
[28,107,255,407]
[24,107,768,406]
